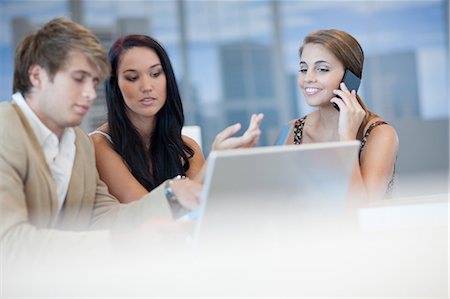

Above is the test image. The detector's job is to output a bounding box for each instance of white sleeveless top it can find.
[89,130,113,144]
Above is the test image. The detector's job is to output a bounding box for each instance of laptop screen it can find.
[193,141,360,241]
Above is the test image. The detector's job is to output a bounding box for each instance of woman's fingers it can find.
[212,113,264,151]
[214,123,241,143]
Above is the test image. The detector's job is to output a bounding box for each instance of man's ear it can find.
[28,65,46,89]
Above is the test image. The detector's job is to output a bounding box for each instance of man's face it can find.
[28,51,100,137]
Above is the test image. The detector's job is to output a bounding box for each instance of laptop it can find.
[192,140,360,244]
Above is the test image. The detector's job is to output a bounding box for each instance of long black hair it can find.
[105,34,194,191]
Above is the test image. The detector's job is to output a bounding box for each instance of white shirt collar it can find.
[12,92,76,212]
[12,92,55,148]
[12,91,76,157]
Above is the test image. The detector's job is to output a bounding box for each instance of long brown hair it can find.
[300,29,377,140]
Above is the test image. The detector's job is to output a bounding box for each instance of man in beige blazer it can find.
[0,17,262,272]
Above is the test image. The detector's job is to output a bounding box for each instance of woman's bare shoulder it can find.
[364,118,398,148]
[90,123,113,145]
[182,135,203,153]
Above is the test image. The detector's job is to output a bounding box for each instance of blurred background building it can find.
[1,0,448,196]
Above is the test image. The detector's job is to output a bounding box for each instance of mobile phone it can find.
[333,69,361,111]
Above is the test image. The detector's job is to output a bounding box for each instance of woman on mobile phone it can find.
[284,29,398,201]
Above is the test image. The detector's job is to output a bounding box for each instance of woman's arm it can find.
[182,135,206,179]
[91,134,149,203]
[353,124,399,200]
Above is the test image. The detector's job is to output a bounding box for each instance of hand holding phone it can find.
[332,69,361,111]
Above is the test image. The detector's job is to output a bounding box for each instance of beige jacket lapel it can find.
[57,129,95,230]
[11,103,60,222]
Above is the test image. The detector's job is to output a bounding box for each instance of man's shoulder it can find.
[73,127,93,145]
[0,102,25,151]
[0,102,20,130]
[72,127,96,160]
[0,101,14,114]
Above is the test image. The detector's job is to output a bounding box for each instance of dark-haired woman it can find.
[91,34,263,203]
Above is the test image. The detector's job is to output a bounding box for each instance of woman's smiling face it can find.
[298,43,345,107]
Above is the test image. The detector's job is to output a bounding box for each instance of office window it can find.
[0,0,448,159]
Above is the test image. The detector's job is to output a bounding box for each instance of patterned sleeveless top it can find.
[293,115,395,197]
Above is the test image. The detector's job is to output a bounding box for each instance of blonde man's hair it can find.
[13,17,110,95]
